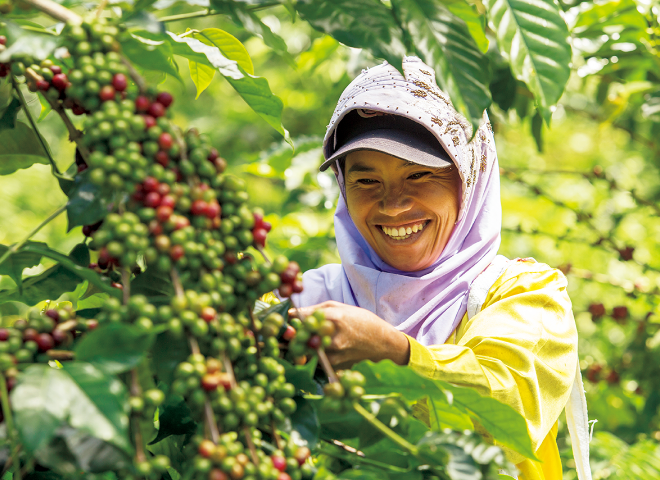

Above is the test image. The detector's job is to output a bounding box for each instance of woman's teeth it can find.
[381,223,424,239]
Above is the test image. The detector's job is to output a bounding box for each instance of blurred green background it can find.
[2,2,660,477]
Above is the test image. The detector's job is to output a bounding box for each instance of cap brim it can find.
[320,129,453,172]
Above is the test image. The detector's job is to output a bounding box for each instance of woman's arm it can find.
[289,301,411,369]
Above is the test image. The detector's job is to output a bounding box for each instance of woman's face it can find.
[344,150,461,272]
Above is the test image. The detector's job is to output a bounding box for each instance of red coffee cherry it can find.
[135,95,150,112]
[156,91,173,108]
[112,73,128,91]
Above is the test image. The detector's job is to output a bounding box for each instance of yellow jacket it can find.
[406,258,578,480]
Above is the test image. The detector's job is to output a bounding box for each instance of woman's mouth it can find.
[379,221,428,240]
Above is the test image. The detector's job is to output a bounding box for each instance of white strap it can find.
[467,256,592,480]
[467,255,511,319]
[565,364,593,480]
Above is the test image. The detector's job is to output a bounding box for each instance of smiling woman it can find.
[344,151,460,272]
[289,57,591,480]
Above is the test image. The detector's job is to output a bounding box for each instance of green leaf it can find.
[0,121,49,175]
[65,170,117,231]
[0,241,45,289]
[436,379,537,460]
[149,395,197,445]
[0,97,22,130]
[167,32,291,147]
[131,266,174,298]
[289,396,320,448]
[0,263,81,306]
[11,362,132,455]
[195,28,254,75]
[152,331,189,385]
[393,0,492,132]
[295,0,407,71]
[210,1,292,62]
[0,22,61,63]
[444,0,489,53]
[484,0,571,123]
[354,361,537,460]
[75,323,158,374]
[121,34,182,81]
[189,60,216,99]
[280,355,319,394]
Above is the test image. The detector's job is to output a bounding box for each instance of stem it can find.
[130,369,147,463]
[46,350,75,360]
[270,419,283,450]
[121,57,147,94]
[14,0,82,23]
[352,402,419,456]
[188,336,201,356]
[0,204,66,270]
[204,399,220,443]
[12,77,61,175]
[171,268,184,297]
[243,426,260,465]
[121,269,131,305]
[40,93,91,163]
[0,374,22,480]
[317,348,338,384]
[222,353,237,389]
[158,2,280,22]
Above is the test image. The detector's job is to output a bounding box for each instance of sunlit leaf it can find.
[295,0,407,71]
[484,0,571,122]
[11,363,132,455]
[189,60,216,99]
[167,32,291,147]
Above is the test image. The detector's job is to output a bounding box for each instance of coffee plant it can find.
[0,1,547,479]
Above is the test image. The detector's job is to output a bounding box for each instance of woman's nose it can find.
[380,183,413,215]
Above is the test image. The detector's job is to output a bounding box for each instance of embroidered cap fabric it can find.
[294,56,502,346]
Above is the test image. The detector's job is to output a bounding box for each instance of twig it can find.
[0,374,22,480]
[46,350,75,360]
[14,0,82,23]
[352,402,419,455]
[171,268,184,297]
[243,426,260,465]
[95,0,108,18]
[121,269,131,305]
[204,399,220,443]
[130,369,147,463]
[222,353,237,389]
[40,91,91,163]
[158,2,280,22]
[317,348,338,384]
[188,335,201,356]
[121,57,147,94]
[11,77,61,175]
[0,204,66,270]
[270,419,283,450]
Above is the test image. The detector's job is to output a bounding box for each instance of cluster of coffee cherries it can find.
[188,431,312,480]
[89,212,150,270]
[95,295,158,330]
[58,20,128,114]
[321,370,367,412]
[284,310,334,363]
[0,306,95,382]
[171,354,296,433]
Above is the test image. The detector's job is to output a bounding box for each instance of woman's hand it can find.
[289,301,410,369]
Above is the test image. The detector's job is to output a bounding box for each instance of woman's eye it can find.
[409,172,430,180]
[357,178,378,185]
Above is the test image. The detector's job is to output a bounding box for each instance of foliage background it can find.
[2,0,660,477]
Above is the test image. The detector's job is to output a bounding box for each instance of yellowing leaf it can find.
[188,59,216,99]
[194,28,254,75]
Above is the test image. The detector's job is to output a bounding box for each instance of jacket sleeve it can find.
[405,261,578,459]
